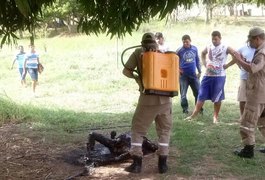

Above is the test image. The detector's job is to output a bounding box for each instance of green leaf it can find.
[15,0,31,17]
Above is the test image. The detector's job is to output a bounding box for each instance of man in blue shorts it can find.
[185,31,237,123]
[23,45,40,96]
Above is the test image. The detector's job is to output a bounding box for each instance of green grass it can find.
[1,17,265,178]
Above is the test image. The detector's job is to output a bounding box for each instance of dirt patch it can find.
[0,123,239,180]
[0,124,184,179]
[0,124,81,179]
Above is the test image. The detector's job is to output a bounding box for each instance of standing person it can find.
[155,32,170,52]
[122,32,173,174]
[23,45,40,96]
[233,27,265,158]
[224,44,255,117]
[185,31,236,123]
[11,45,27,86]
[177,34,202,114]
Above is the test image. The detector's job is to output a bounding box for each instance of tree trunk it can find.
[63,19,72,33]
[228,5,234,16]
[234,3,238,20]
[210,7,213,19]
[205,6,210,24]
[171,8,178,22]
[242,4,245,16]
[19,30,23,38]
[30,35,34,46]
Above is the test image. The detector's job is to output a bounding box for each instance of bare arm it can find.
[226,46,252,72]
[23,58,27,75]
[11,59,16,69]
[226,46,237,56]
[201,47,207,67]
[223,46,239,69]
[223,58,236,70]
[232,51,252,73]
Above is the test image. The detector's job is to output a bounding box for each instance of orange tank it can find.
[142,51,179,97]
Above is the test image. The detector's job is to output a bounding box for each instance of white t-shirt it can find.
[238,45,255,80]
[205,43,228,76]
[158,43,170,53]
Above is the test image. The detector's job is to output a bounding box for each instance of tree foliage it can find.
[42,0,81,33]
[1,0,201,46]
[0,0,55,46]
[1,0,265,46]
[77,0,199,38]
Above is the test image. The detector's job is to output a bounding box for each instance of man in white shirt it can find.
[155,32,170,53]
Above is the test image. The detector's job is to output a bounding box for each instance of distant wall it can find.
[172,3,265,21]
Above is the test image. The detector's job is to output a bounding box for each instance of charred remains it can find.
[85,131,158,167]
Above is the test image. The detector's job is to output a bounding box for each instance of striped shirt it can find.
[26,52,39,69]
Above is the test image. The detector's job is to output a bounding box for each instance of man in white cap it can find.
[233,27,265,158]
[122,32,173,173]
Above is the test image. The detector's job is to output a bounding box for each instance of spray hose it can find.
[121,45,145,91]
[121,45,141,71]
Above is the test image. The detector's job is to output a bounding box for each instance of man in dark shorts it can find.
[23,45,40,97]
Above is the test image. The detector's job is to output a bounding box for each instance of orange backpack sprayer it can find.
[121,45,180,97]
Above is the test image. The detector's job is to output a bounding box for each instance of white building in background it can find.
[170,3,265,22]
[235,4,265,16]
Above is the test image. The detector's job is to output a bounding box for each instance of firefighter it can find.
[233,27,265,158]
[122,32,173,173]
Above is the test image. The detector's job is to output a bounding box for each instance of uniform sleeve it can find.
[124,50,139,70]
[251,54,265,73]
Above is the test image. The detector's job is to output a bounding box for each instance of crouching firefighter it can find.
[121,32,175,174]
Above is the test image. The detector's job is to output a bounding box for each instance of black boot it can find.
[125,155,142,173]
[234,145,254,158]
[158,155,168,174]
[87,133,95,151]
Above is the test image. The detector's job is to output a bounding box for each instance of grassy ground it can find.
[1,17,265,179]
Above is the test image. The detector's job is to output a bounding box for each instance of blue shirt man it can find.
[177,35,202,114]
[11,45,27,86]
